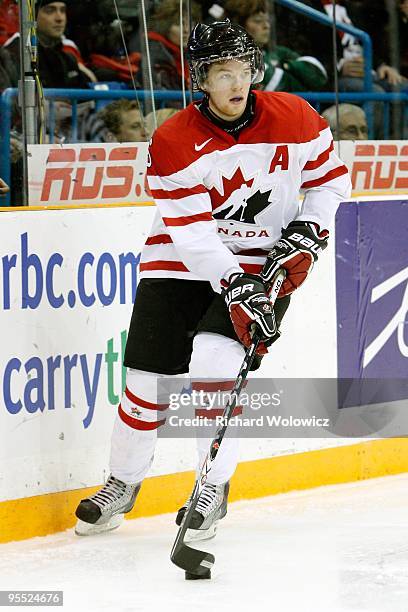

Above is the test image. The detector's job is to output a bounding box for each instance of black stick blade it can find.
[171,543,215,577]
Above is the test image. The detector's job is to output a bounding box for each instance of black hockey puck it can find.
[185,570,211,580]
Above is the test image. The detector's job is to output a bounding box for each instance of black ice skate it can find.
[176,481,230,542]
[75,474,141,536]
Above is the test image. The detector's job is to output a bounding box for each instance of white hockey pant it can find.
[109,333,246,486]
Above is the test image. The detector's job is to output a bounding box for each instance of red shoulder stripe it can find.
[301,165,348,189]
[303,141,334,170]
[150,185,207,200]
[163,211,213,226]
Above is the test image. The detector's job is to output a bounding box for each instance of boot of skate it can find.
[75,474,141,536]
[175,481,230,542]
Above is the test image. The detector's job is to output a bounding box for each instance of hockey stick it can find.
[170,269,286,578]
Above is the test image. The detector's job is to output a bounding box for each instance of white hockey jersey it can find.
[144,90,351,292]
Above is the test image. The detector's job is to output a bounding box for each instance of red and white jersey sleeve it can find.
[145,127,243,291]
[297,98,351,231]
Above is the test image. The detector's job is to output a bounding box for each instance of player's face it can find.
[204,60,252,122]
[37,2,67,40]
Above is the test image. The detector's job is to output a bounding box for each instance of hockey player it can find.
[75,20,351,537]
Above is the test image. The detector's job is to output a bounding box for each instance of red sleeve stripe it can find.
[125,387,168,411]
[140,260,189,272]
[163,211,213,226]
[301,165,348,189]
[195,407,243,418]
[303,141,334,170]
[150,184,207,200]
[145,234,173,245]
[118,404,166,430]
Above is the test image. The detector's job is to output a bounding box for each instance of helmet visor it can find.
[191,50,264,91]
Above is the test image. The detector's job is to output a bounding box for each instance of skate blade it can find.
[184,522,218,543]
[74,514,124,536]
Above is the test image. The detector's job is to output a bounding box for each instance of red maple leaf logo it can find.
[209,167,254,212]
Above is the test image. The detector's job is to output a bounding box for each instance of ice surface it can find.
[1,474,408,612]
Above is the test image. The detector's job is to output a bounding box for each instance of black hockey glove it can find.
[224,273,277,355]
[262,221,329,297]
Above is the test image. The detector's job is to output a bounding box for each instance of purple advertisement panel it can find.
[336,200,408,406]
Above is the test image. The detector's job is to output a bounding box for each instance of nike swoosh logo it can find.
[194,138,213,152]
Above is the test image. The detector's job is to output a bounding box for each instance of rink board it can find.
[25,140,408,206]
[1,197,408,543]
[1,438,408,543]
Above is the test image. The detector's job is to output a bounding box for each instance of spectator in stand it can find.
[3,0,97,141]
[276,0,407,137]
[148,0,201,90]
[0,0,95,81]
[224,0,327,92]
[275,1,405,88]
[319,1,406,93]
[324,1,407,138]
[274,1,333,81]
[322,103,368,140]
[3,0,95,88]
[86,99,147,143]
[67,0,143,85]
[1,0,98,188]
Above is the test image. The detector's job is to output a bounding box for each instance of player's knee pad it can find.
[189,333,245,379]
[189,333,244,428]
